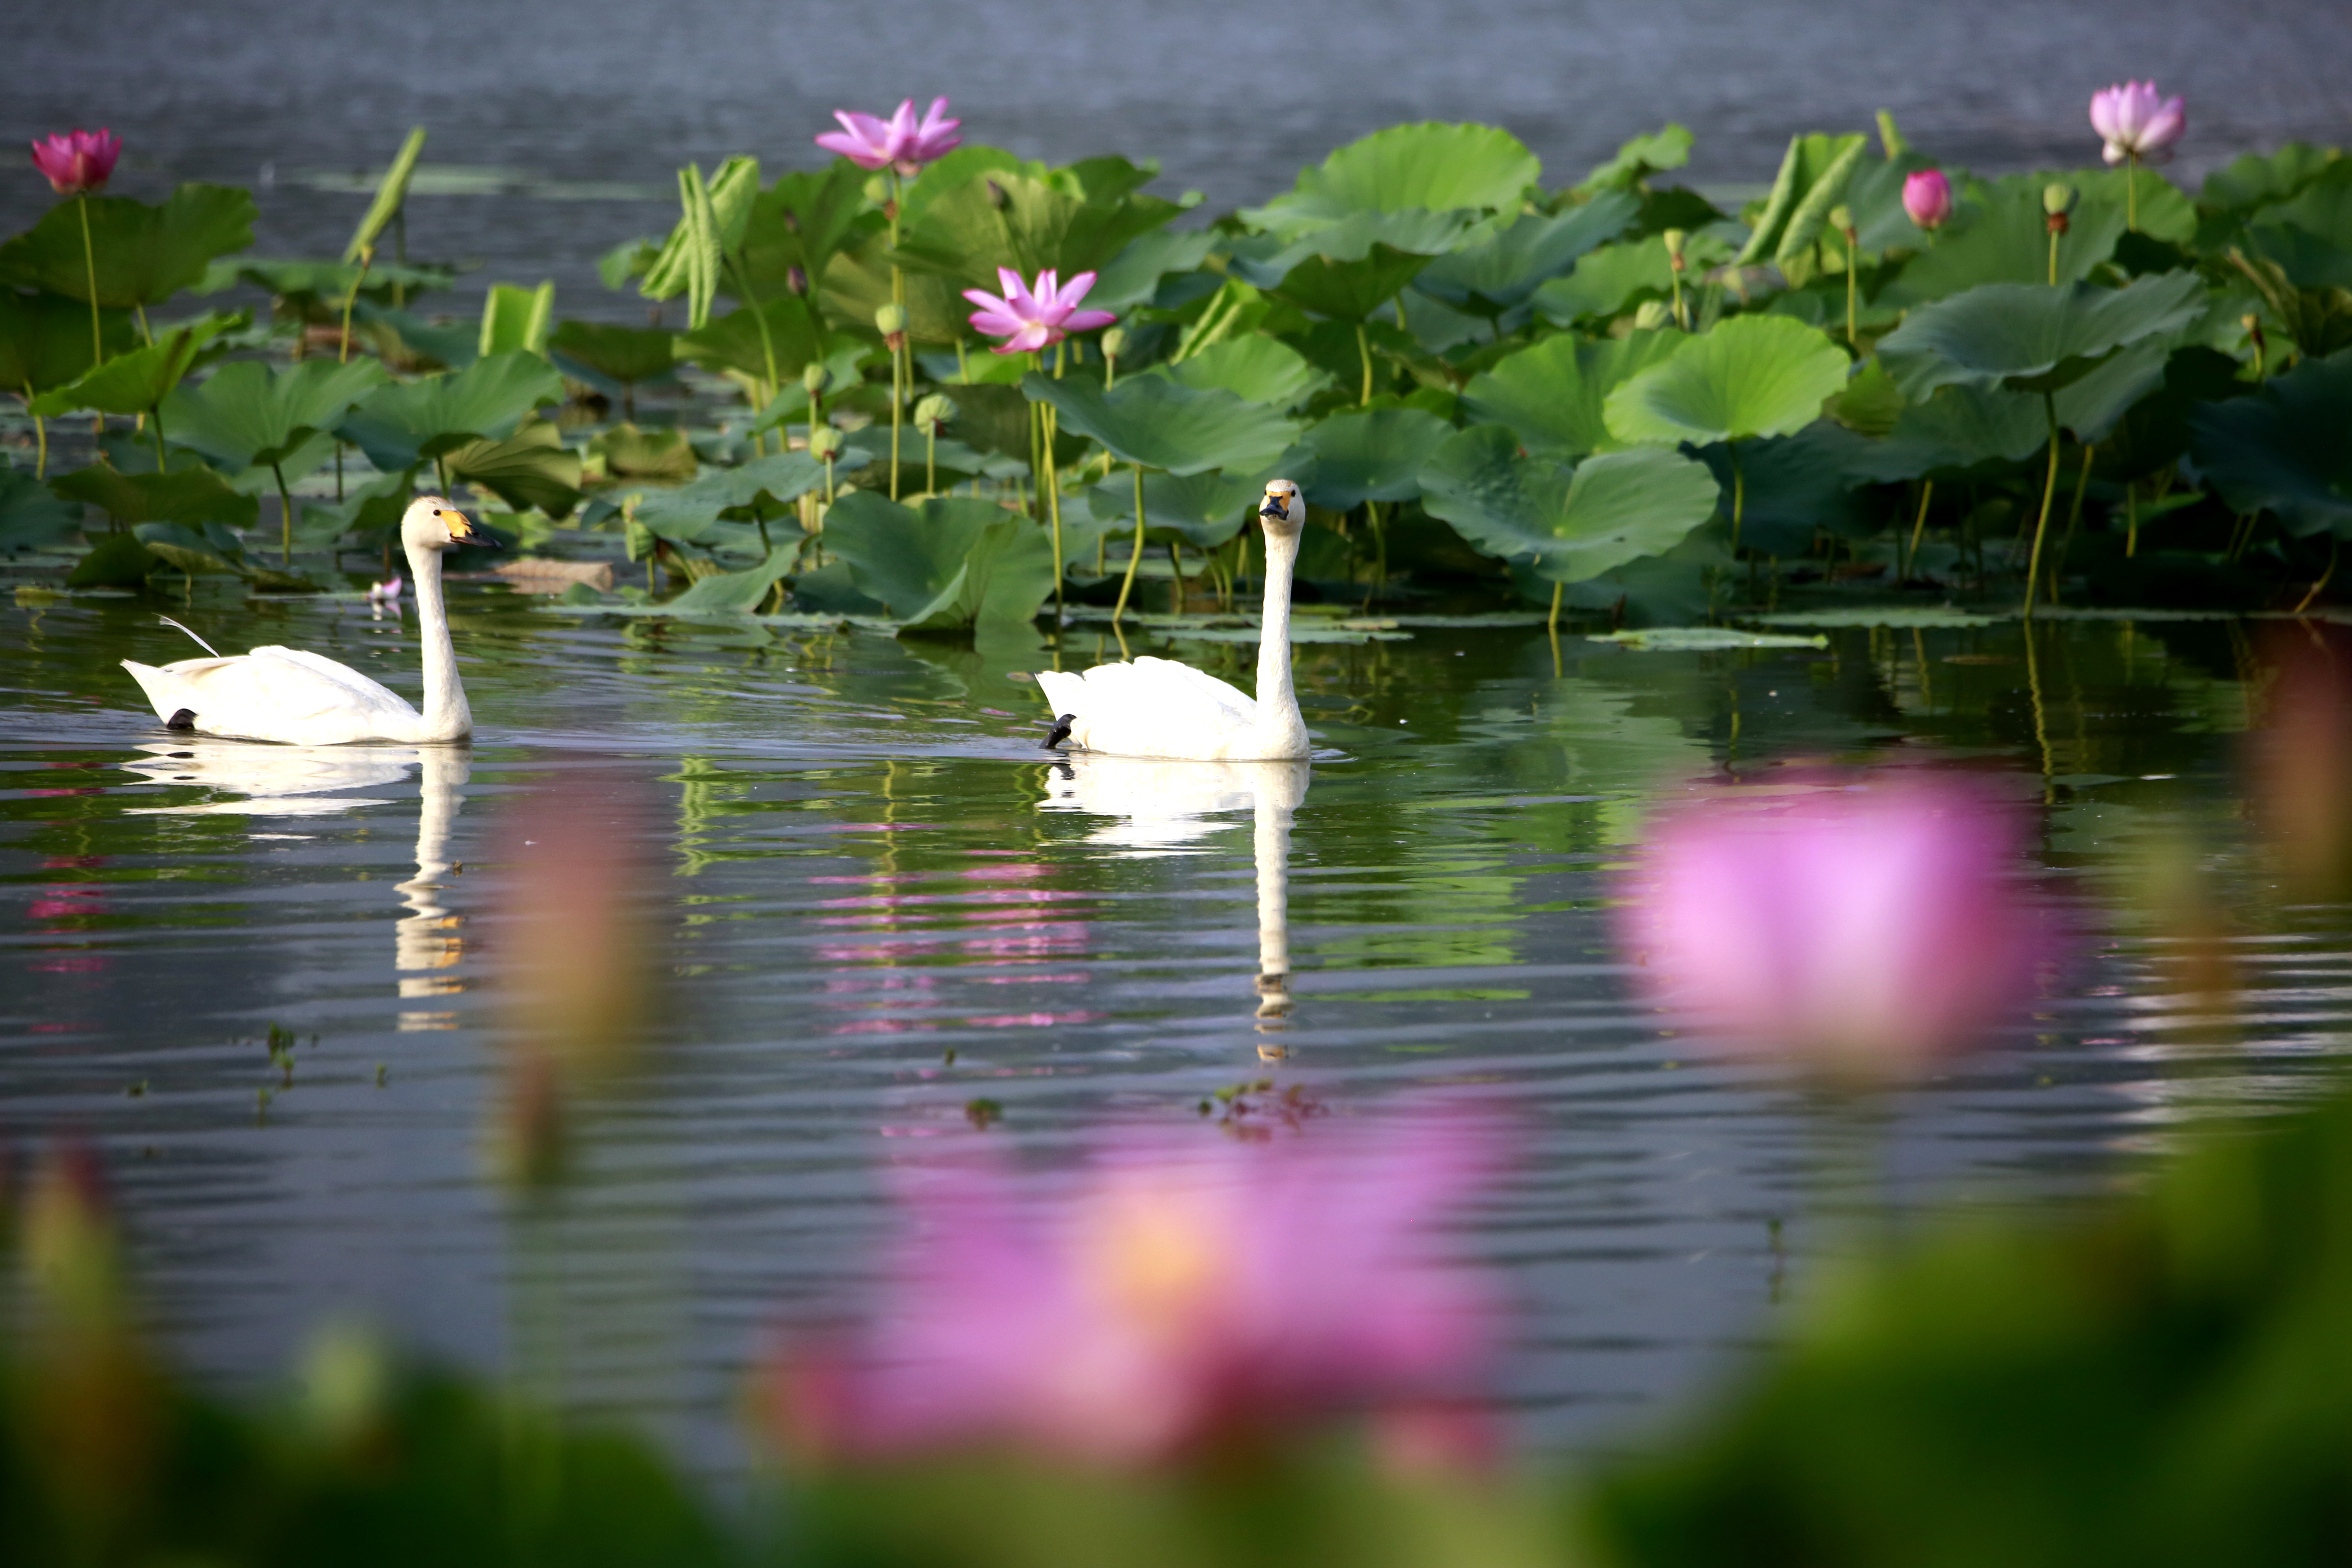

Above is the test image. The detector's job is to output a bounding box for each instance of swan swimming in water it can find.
[1034,479,1310,761]
[120,495,498,745]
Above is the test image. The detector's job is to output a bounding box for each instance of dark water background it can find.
[7,0,2350,318]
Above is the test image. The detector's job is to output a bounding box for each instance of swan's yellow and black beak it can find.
[436,507,501,549]
[1259,492,1287,520]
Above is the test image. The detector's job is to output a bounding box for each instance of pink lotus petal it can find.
[1062,309,1118,333]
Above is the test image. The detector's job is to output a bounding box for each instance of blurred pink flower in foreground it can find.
[1619,776,2042,1080]
[30,128,119,195]
[769,1116,1500,1466]
[963,267,1116,355]
[815,97,962,177]
[2091,81,2185,165]
[1902,169,1953,231]
[366,572,402,604]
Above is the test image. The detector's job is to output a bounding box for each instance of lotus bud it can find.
[802,362,829,396]
[874,302,908,353]
[1662,229,1688,273]
[1828,204,1857,244]
[786,264,808,296]
[913,392,957,434]
[1902,169,1953,231]
[1633,299,1675,331]
[1100,325,1129,362]
[2043,181,2077,236]
[807,425,844,461]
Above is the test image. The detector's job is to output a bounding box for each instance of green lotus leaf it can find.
[1464,328,1682,458]
[198,258,454,311]
[2201,144,2343,218]
[1245,123,1541,235]
[1828,356,1907,437]
[478,282,554,358]
[0,185,257,308]
[588,424,696,482]
[2189,347,2352,538]
[1251,244,1436,322]
[1413,192,1639,313]
[2051,335,2173,443]
[28,314,238,419]
[2246,171,2352,289]
[1231,208,1477,274]
[1419,424,1720,583]
[51,463,259,530]
[1574,124,1693,194]
[824,492,1056,629]
[0,467,85,553]
[1843,384,2049,483]
[889,172,1180,296]
[66,530,161,587]
[549,319,679,389]
[344,127,427,263]
[674,292,839,385]
[133,520,243,577]
[160,357,388,470]
[739,162,879,298]
[1886,169,2187,304]
[639,156,761,307]
[1737,133,1867,267]
[1603,315,1851,447]
[339,351,566,470]
[1086,229,1218,314]
[946,381,1088,467]
[442,423,584,519]
[1083,467,1270,550]
[821,234,975,346]
[1295,407,1456,510]
[0,290,138,397]
[636,451,846,532]
[1875,272,2206,400]
[662,545,798,614]
[1700,424,1874,555]
[1022,372,1297,476]
[1157,335,1331,410]
[1531,239,1674,326]
[2096,346,2252,484]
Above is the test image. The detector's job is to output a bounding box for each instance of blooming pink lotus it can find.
[1902,168,1953,231]
[768,1115,1501,1466]
[2091,81,2185,165]
[815,97,962,177]
[367,572,403,604]
[30,128,119,195]
[1618,775,2042,1081]
[963,267,1116,355]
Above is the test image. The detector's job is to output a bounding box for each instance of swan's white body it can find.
[1035,480,1310,761]
[120,497,492,745]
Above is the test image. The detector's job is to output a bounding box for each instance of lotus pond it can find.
[9,89,2352,1560]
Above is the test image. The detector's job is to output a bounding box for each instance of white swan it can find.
[121,496,498,745]
[1034,479,1310,761]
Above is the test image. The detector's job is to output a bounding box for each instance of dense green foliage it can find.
[5,118,2348,626]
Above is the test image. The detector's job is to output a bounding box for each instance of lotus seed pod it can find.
[874,303,908,336]
[803,363,829,395]
[1827,204,1855,237]
[1633,299,1675,331]
[1662,228,1687,257]
[807,425,844,461]
[913,392,957,430]
[2042,182,2077,216]
[1100,326,1129,361]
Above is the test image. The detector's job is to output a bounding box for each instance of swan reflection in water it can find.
[120,740,472,1029]
[1039,756,1310,1057]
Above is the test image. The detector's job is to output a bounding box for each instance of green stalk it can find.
[889,337,903,499]
[926,425,936,496]
[1044,412,1065,618]
[339,247,374,364]
[272,461,297,566]
[2126,486,2139,557]
[76,194,102,364]
[1547,579,1563,634]
[2126,156,2138,234]
[724,255,780,457]
[2048,227,2060,287]
[1905,480,1933,580]
[1729,445,1746,552]
[1843,229,1859,350]
[2020,394,2062,618]
[1356,321,1374,405]
[1112,463,1148,628]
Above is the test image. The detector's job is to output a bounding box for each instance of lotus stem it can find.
[1843,228,1860,350]
[1112,463,1147,628]
[1905,480,1933,580]
[1167,542,1186,612]
[1547,579,1563,634]
[2292,539,2339,615]
[1045,406,1065,619]
[2020,394,2062,618]
[926,427,936,496]
[272,460,296,566]
[2126,156,2138,234]
[2126,486,2139,557]
[76,194,102,363]
[2049,442,2096,605]
[1356,321,1374,405]
[340,246,374,364]
[726,255,781,459]
[1729,445,1746,552]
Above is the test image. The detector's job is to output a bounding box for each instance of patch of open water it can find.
[7,587,2349,1477]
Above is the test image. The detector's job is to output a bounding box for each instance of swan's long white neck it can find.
[1252,527,1307,754]
[403,537,472,741]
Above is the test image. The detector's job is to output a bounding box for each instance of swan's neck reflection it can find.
[396,746,471,1029]
[1039,756,1309,1058]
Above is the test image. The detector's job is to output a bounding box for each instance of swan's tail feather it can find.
[157,615,222,658]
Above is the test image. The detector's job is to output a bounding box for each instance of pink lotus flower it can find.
[814,97,962,177]
[1902,168,1953,231]
[1618,775,2043,1081]
[367,572,403,604]
[30,128,119,195]
[768,1115,1501,1466]
[962,267,1116,355]
[2091,81,2185,166]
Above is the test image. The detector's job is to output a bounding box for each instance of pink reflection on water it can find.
[815,856,1094,1039]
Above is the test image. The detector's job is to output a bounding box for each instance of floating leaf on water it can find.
[1746,607,2002,628]
[1588,626,1829,650]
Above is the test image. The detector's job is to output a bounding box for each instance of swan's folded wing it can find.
[243,646,416,719]
[1051,656,1258,757]
[1131,656,1256,719]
